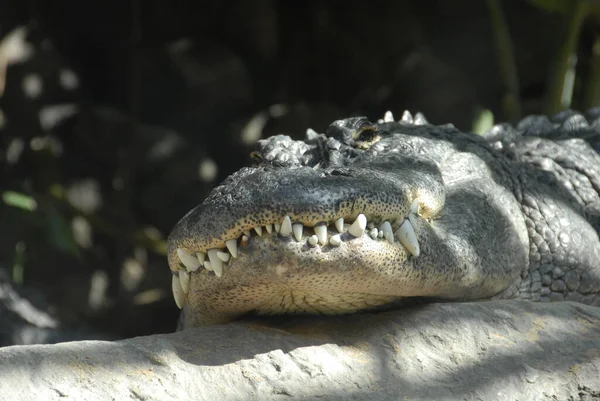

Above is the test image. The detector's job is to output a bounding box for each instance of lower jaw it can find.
[181,282,409,328]
[180,233,423,326]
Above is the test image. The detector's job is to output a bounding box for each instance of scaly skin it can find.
[168,110,600,328]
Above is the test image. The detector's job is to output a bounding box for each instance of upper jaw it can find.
[167,160,444,266]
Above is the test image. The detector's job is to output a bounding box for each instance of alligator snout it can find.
[170,202,425,309]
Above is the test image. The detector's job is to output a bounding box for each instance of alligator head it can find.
[167,111,536,327]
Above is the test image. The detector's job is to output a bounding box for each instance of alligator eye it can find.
[353,126,381,149]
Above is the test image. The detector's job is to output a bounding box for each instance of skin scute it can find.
[168,110,600,328]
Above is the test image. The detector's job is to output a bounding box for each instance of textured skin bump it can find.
[169,110,600,328]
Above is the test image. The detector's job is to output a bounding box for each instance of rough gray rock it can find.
[1,300,599,401]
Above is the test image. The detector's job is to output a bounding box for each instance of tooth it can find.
[401,110,413,123]
[411,200,419,215]
[292,223,303,241]
[241,235,249,246]
[378,230,384,238]
[308,235,318,246]
[265,224,273,234]
[274,223,281,233]
[314,224,328,245]
[334,218,344,233]
[244,230,251,237]
[203,261,213,271]
[383,110,394,122]
[212,262,223,277]
[380,221,394,243]
[177,248,201,272]
[196,252,206,266]
[217,251,230,262]
[172,275,185,309]
[179,270,190,294]
[330,234,342,246]
[408,213,419,229]
[280,216,292,236]
[254,226,263,236]
[226,239,238,258]
[369,228,378,239]
[207,249,223,277]
[348,214,367,237]
[184,260,200,272]
[396,220,420,257]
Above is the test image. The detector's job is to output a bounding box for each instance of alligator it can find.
[167,109,600,328]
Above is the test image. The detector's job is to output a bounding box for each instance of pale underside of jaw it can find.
[170,200,423,309]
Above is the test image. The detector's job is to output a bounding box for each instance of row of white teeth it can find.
[171,201,422,309]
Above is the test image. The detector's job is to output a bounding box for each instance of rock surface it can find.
[1,300,599,401]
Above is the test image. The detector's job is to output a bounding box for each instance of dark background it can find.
[1,0,598,342]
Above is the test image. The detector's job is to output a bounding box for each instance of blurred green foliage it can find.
[43,204,81,260]
[472,109,495,135]
[529,0,574,14]
[2,191,37,211]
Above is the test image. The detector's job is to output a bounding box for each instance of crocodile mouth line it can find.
[170,199,425,309]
